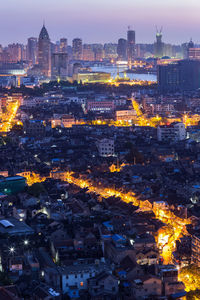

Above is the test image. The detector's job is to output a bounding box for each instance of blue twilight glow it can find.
[0,0,200,44]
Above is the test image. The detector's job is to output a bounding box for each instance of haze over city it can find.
[1,0,200,44]
[1,0,200,298]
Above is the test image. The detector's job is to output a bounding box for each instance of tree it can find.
[27,183,46,197]
[0,271,12,285]
[186,289,200,300]
[179,264,200,292]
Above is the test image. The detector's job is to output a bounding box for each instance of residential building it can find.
[191,234,200,266]
[96,138,114,157]
[72,38,83,60]
[157,122,186,142]
[87,99,114,112]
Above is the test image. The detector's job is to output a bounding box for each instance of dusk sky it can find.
[1,0,200,45]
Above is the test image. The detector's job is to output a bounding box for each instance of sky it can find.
[1,0,200,45]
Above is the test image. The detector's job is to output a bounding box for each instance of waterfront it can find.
[91,65,157,82]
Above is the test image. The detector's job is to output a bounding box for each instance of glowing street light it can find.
[24,240,29,246]
[9,247,15,254]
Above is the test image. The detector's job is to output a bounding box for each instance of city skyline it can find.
[1,0,200,45]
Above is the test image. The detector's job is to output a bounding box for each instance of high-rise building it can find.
[154,28,164,58]
[82,44,95,61]
[51,53,68,79]
[104,43,117,60]
[7,43,26,62]
[72,38,83,60]
[157,123,186,142]
[27,37,37,65]
[127,27,135,65]
[187,39,195,59]
[158,60,200,93]
[38,25,51,77]
[163,44,172,57]
[117,38,127,61]
[60,38,67,53]
[188,48,200,60]
[94,48,104,61]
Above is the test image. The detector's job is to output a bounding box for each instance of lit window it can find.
[80,282,84,286]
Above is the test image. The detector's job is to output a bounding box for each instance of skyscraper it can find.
[127,27,135,66]
[38,25,51,77]
[7,43,25,62]
[154,28,164,58]
[60,38,68,53]
[82,44,95,61]
[27,37,37,65]
[51,53,68,79]
[117,38,127,61]
[72,38,83,60]
[158,60,200,93]
[187,39,194,59]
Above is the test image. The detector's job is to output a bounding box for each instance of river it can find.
[91,65,157,82]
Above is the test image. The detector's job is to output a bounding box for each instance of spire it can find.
[39,24,50,40]
[188,38,194,49]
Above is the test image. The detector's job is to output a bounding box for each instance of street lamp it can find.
[24,240,29,246]
[9,247,15,254]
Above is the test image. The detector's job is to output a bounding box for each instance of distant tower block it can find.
[154,27,164,58]
[38,24,51,77]
[127,26,136,68]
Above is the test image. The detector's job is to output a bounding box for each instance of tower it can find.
[117,38,127,61]
[154,27,164,58]
[72,38,83,60]
[38,24,51,77]
[51,53,68,79]
[27,37,37,65]
[127,26,135,67]
[187,38,194,59]
[60,38,68,53]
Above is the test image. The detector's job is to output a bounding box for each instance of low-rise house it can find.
[44,259,112,295]
[33,283,61,300]
[0,286,21,300]
[165,281,185,297]
[9,257,23,275]
[88,272,118,297]
[136,248,159,265]
[104,239,136,264]
[0,217,34,236]
[132,276,162,299]
[119,255,144,280]
[133,233,157,251]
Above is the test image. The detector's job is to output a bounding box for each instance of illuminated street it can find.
[0,99,20,132]
[1,1,200,296]
[20,170,190,266]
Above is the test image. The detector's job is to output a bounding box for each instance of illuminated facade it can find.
[38,25,51,77]
[188,48,200,60]
[96,138,114,157]
[115,110,136,121]
[192,235,200,266]
[74,71,111,84]
[82,44,95,61]
[87,99,114,112]
[60,38,67,53]
[157,123,186,142]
